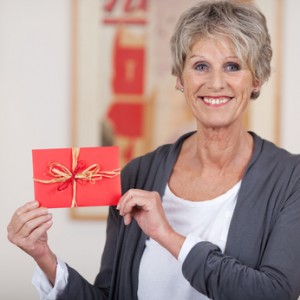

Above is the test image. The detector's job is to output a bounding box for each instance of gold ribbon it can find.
[34,147,120,207]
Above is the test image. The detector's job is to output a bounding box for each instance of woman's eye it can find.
[225,62,240,72]
[194,63,208,71]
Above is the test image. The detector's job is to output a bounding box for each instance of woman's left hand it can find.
[117,189,170,241]
[117,189,185,258]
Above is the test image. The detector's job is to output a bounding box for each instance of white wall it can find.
[1,0,300,299]
[0,1,106,299]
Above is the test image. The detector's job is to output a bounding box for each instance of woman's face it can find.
[178,36,260,130]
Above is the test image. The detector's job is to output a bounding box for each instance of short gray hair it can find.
[170,0,272,99]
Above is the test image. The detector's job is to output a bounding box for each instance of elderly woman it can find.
[7,1,300,299]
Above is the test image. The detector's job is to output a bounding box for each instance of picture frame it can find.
[70,206,109,221]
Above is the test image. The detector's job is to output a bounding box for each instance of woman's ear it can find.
[251,80,262,99]
[253,79,262,91]
[175,77,184,92]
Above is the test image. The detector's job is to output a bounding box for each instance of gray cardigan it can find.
[59,132,300,300]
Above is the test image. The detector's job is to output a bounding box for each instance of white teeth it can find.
[203,97,230,105]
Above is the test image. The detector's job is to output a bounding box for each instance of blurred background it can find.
[1,0,300,299]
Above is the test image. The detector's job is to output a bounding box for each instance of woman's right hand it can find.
[7,201,57,284]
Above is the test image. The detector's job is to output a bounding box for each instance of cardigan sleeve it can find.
[181,164,300,300]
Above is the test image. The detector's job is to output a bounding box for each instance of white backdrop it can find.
[0,1,106,299]
[1,0,300,299]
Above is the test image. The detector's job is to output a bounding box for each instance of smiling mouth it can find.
[201,97,232,106]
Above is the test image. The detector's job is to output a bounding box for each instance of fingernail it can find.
[32,201,39,208]
[40,208,48,214]
[46,220,53,226]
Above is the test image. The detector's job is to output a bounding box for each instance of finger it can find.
[117,191,131,214]
[118,189,146,210]
[117,190,134,208]
[123,191,157,213]
[123,213,133,226]
[20,213,53,238]
[10,201,39,228]
[118,195,139,216]
[27,217,53,243]
[8,203,51,242]
[8,212,52,245]
[11,203,48,231]
[15,201,40,217]
[18,219,53,251]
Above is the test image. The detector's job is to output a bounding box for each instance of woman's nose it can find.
[207,70,225,91]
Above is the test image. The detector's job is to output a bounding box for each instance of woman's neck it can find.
[184,127,253,175]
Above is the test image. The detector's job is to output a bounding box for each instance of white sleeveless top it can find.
[138,181,241,300]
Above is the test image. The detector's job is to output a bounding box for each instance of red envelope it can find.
[32,146,121,208]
